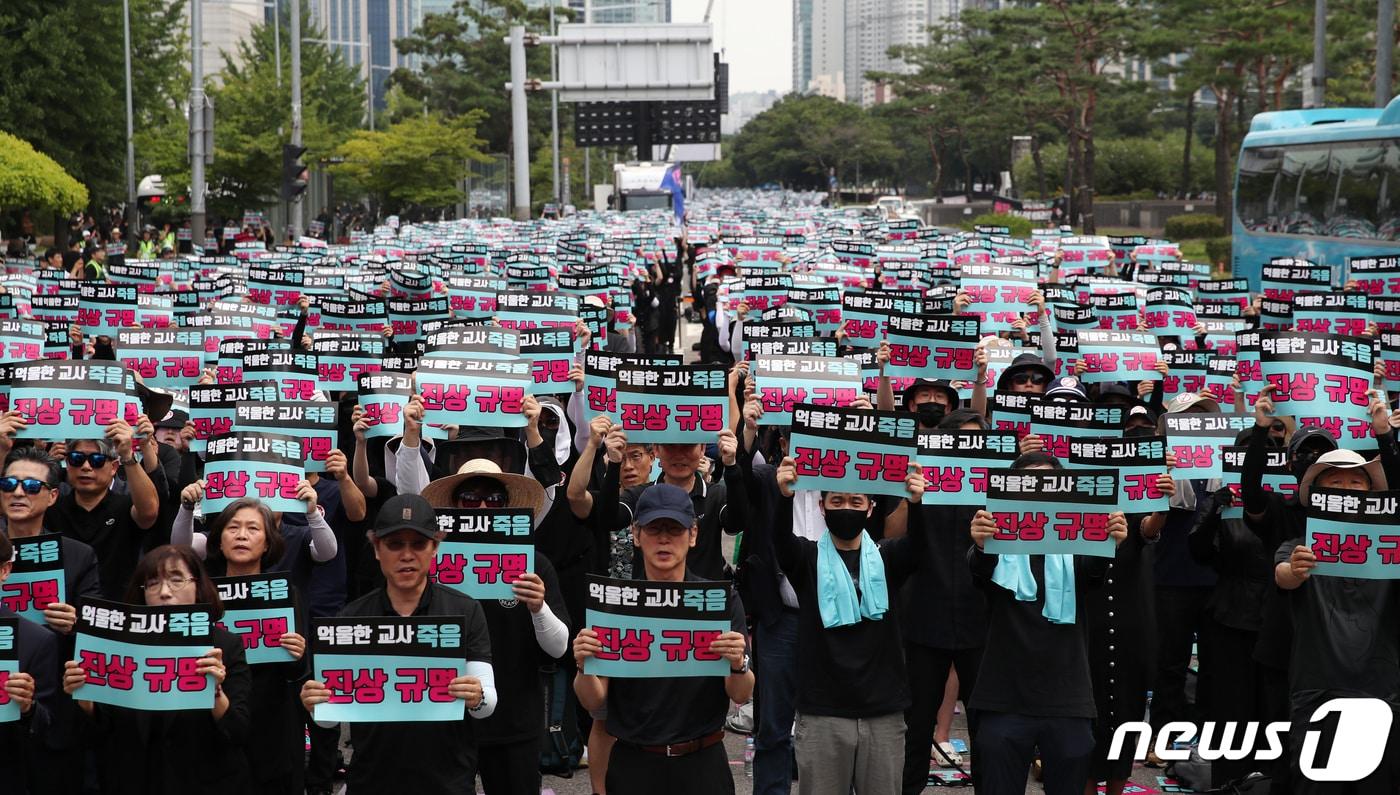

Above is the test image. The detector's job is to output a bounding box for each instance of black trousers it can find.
[606,740,734,795]
[478,737,543,795]
[1151,585,1214,731]
[901,644,982,795]
[303,715,340,790]
[974,712,1094,795]
[1204,622,1272,784]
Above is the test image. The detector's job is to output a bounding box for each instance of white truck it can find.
[611,162,679,212]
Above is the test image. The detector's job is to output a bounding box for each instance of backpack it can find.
[539,663,584,777]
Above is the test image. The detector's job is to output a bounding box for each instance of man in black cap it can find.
[573,483,752,795]
[300,494,497,794]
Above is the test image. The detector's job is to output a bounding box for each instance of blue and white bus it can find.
[1233,100,1400,288]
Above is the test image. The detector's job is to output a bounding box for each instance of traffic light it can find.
[281,143,308,202]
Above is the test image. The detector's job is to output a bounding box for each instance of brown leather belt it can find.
[631,729,726,757]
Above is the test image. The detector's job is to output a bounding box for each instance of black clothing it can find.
[51,489,160,601]
[1087,520,1156,781]
[88,627,252,795]
[900,504,987,650]
[759,496,925,718]
[967,546,1108,719]
[476,555,569,745]
[617,468,743,581]
[2,606,59,795]
[606,740,734,795]
[336,583,493,794]
[604,573,746,746]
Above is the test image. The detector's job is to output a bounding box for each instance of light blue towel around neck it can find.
[815,530,888,629]
[991,552,1076,624]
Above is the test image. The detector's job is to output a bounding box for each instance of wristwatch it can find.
[731,654,750,675]
[120,455,138,467]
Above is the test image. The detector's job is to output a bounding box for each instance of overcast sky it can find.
[671,0,792,94]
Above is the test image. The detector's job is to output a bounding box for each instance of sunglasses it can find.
[66,452,112,469]
[383,537,433,552]
[454,491,508,509]
[1011,371,1049,387]
[0,477,50,495]
[639,524,690,537]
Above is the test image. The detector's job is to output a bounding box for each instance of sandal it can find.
[933,741,964,767]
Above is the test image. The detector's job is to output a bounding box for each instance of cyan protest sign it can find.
[417,357,531,429]
[583,575,732,679]
[11,361,133,441]
[1068,436,1169,514]
[984,468,1119,557]
[201,432,306,515]
[234,401,338,474]
[72,600,218,711]
[1306,488,1400,579]
[214,573,299,665]
[2,536,65,626]
[0,618,18,723]
[615,365,730,444]
[312,616,470,723]
[582,352,684,425]
[753,356,862,426]
[885,313,981,381]
[429,509,534,601]
[916,430,1019,506]
[789,404,917,498]
[1162,412,1254,480]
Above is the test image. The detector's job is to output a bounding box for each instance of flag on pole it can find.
[661,163,685,227]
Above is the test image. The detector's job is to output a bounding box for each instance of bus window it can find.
[1381,143,1400,239]
[1329,139,1385,238]
[1279,143,1331,236]
[1237,147,1281,232]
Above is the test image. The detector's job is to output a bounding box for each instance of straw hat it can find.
[420,458,547,516]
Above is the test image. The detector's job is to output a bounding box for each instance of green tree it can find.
[330,112,491,215]
[0,131,89,215]
[727,95,898,190]
[0,0,188,211]
[189,2,365,217]
[391,0,564,155]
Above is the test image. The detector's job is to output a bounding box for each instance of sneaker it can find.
[932,741,964,767]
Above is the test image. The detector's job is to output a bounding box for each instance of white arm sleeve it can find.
[465,660,497,719]
[567,390,590,455]
[306,508,339,563]
[394,440,430,496]
[1039,311,1058,367]
[171,505,207,559]
[530,602,570,659]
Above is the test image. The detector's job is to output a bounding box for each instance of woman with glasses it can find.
[61,545,252,794]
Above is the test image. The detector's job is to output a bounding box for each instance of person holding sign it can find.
[967,453,1129,795]
[1275,449,1400,792]
[299,494,497,794]
[61,545,253,793]
[572,484,752,795]
[50,419,164,602]
[0,532,61,795]
[759,453,926,795]
[192,497,308,794]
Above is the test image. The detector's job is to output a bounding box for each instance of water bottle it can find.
[744,737,755,778]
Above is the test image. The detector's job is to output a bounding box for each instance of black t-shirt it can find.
[764,498,923,718]
[1247,494,1302,668]
[337,583,493,794]
[901,504,988,650]
[1275,539,1400,709]
[967,546,1108,719]
[605,572,747,746]
[51,491,155,601]
[475,555,570,745]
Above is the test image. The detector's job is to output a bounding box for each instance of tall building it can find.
[566,0,671,23]
[309,0,420,112]
[793,0,813,95]
[188,0,263,79]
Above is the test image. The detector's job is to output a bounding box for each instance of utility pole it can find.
[550,5,560,204]
[272,0,282,88]
[510,25,531,220]
[1311,0,1327,107]
[122,0,138,238]
[1380,0,1395,107]
[190,0,207,247]
[289,0,304,238]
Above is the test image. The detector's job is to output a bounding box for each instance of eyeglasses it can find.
[66,452,111,469]
[454,491,508,509]
[143,575,193,592]
[539,412,561,430]
[0,477,50,495]
[638,523,690,537]
[383,536,433,552]
[1011,371,1049,387]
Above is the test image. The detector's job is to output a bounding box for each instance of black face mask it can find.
[1124,425,1154,438]
[824,509,867,541]
[1292,449,1322,482]
[540,426,558,452]
[915,403,945,428]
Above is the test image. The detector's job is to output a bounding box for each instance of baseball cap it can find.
[1166,392,1220,414]
[633,484,696,528]
[1045,376,1088,402]
[372,494,439,539]
[154,408,189,430]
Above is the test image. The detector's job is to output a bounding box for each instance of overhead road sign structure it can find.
[553,23,714,102]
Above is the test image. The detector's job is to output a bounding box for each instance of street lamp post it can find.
[122,0,137,237]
